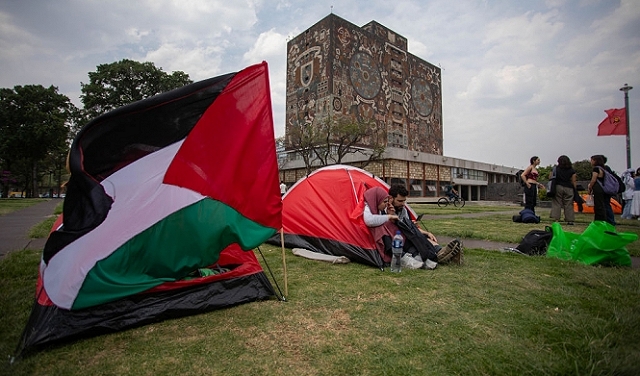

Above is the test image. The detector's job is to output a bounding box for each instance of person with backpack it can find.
[587,154,612,224]
[598,155,619,225]
[550,155,577,225]
[520,156,545,213]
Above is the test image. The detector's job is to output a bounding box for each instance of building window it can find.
[451,167,487,181]
[425,181,437,197]
[390,178,407,190]
[410,179,423,197]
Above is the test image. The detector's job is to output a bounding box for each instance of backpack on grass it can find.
[512,208,540,224]
[516,227,553,256]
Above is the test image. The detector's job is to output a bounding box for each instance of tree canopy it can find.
[572,159,593,181]
[0,85,75,197]
[80,59,192,119]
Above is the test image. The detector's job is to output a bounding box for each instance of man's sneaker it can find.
[450,248,464,266]
[423,259,438,270]
[400,253,424,269]
[414,255,438,270]
[437,239,463,264]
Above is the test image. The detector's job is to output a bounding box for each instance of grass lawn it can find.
[1,200,639,375]
[1,245,639,375]
[0,198,47,216]
[410,204,640,257]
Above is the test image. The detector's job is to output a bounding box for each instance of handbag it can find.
[585,195,594,207]
[546,179,556,197]
[546,166,557,198]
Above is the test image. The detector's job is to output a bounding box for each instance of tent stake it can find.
[280,228,288,298]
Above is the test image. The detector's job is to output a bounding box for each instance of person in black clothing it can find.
[587,154,609,223]
[550,155,577,225]
[598,155,616,225]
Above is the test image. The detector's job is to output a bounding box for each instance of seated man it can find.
[445,182,459,200]
[388,184,463,266]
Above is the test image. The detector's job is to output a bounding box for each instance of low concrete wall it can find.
[486,182,523,203]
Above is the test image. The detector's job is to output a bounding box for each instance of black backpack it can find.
[516,227,553,256]
[515,170,526,187]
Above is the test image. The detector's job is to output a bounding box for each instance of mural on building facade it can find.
[285,14,443,155]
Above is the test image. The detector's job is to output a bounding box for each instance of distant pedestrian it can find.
[621,168,635,219]
[550,155,576,225]
[631,168,640,220]
[280,181,287,197]
[520,156,545,214]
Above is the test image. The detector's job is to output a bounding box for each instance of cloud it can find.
[243,28,289,136]
[0,0,638,171]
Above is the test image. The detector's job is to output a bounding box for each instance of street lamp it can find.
[620,83,633,169]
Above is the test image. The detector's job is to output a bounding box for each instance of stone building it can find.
[280,13,519,202]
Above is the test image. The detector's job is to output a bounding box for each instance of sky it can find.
[1,0,639,173]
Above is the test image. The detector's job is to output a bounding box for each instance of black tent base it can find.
[14,272,275,359]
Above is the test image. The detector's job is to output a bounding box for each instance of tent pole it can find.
[280,228,288,297]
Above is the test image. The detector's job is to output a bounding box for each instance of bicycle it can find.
[437,195,465,208]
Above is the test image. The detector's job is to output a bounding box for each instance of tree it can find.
[537,165,553,181]
[286,116,386,174]
[286,120,321,175]
[80,59,192,119]
[573,159,593,181]
[0,85,75,197]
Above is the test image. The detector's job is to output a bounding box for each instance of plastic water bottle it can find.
[390,231,403,273]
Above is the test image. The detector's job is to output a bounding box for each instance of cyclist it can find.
[444,182,459,201]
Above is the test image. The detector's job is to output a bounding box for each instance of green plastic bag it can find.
[546,221,636,266]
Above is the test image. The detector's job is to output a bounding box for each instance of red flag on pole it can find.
[597,108,627,136]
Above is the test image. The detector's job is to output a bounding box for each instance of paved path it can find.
[0,199,60,259]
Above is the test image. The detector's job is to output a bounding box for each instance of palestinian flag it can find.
[16,62,281,355]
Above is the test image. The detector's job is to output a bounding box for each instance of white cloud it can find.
[0,0,638,171]
[243,29,289,136]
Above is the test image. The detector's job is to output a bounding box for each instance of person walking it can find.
[550,155,577,225]
[520,156,545,214]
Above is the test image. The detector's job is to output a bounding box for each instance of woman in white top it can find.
[362,187,400,266]
[621,169,635,219]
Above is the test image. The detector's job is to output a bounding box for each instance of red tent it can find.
[271,165,417,268]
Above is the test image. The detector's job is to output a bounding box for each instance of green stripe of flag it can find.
[72,198,276,310]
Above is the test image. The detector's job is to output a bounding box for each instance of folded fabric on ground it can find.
[292,248,351,264]
[546,221,636,266]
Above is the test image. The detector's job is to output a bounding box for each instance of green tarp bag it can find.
[546,221,636,266]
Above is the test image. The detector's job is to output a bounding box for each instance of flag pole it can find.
[620,83,633,169]
[280,227,288,298]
